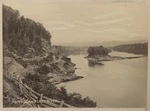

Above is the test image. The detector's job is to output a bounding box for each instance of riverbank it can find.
[4,50,84,85]
[52,75,84,85]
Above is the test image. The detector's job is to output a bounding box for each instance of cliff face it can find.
[3,5,78,84]
[3,5,97,108]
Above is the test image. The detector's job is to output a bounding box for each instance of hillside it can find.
[113,43,148,55]
[3,5,96,107]
[51,45,87,56]
[54,40,148,47]
[3,4,80,85]
[3,5,52,57]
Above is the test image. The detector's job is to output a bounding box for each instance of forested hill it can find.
[113,43,148,55]
[3,5,97,108]
[3,5,51,57]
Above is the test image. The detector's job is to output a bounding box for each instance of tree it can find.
[3,5,52,57]
[113,43,148,55]
[88,46,111,57]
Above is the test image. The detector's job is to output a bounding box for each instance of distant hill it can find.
[113,42,148,55]
[53,40,148,47]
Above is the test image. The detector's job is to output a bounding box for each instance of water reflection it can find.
[88,60,104,67]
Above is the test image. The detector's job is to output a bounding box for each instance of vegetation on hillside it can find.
[22,73,97,107]
[3,5,97,107]
[3,5,51,57]
[113,43,148,55]
[52,45,87,56]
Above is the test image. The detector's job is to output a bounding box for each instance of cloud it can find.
[30,0,148,3]
[75,18,131,27]
[85,28,146,39]
[74,11,131,27]
[44,21,74,31]
[85,28,128,33]
[93,12,129,20]
[111,0,148,3]
[30,0,99,3]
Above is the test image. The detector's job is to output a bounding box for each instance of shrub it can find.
[88,46,111,57]
[36,65,50,75]
[22,73,97,107]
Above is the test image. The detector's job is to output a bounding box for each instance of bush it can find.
[88,46,111,57]
[22,73,97,107]
[36,65,50,75]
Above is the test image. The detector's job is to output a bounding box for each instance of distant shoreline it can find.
[85,54,146,65]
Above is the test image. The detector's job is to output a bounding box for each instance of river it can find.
[57,51,148,108]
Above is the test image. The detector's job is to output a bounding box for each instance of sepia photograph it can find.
[2,0,149,109]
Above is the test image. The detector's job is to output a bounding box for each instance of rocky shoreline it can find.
[4,49,84,85]
[52,75,84,85]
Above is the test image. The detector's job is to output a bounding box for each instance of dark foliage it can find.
[36,65,50,75]
[88,46,111,57]
[3,5,51,56]
[3,4,97,107]
[113,43,148,55]
[22,73,97,107]
[51,45,87,56]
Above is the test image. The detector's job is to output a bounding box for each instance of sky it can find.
[2,0,149,45]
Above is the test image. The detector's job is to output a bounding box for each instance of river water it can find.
[57,51,148,108]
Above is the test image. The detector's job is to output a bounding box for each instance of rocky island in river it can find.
[86,45,146,65]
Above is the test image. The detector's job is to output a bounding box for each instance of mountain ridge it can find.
[53,39,148,47]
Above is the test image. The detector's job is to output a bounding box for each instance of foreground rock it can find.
[4,50,83,85]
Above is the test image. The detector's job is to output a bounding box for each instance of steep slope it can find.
[3,4,81,84]
[3,5,51,57]
[3,5,96,108]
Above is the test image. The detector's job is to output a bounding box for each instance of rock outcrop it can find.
[3,4,81,85]
[3,5,97,108]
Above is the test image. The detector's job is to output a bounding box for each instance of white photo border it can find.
[0,0,149,111]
